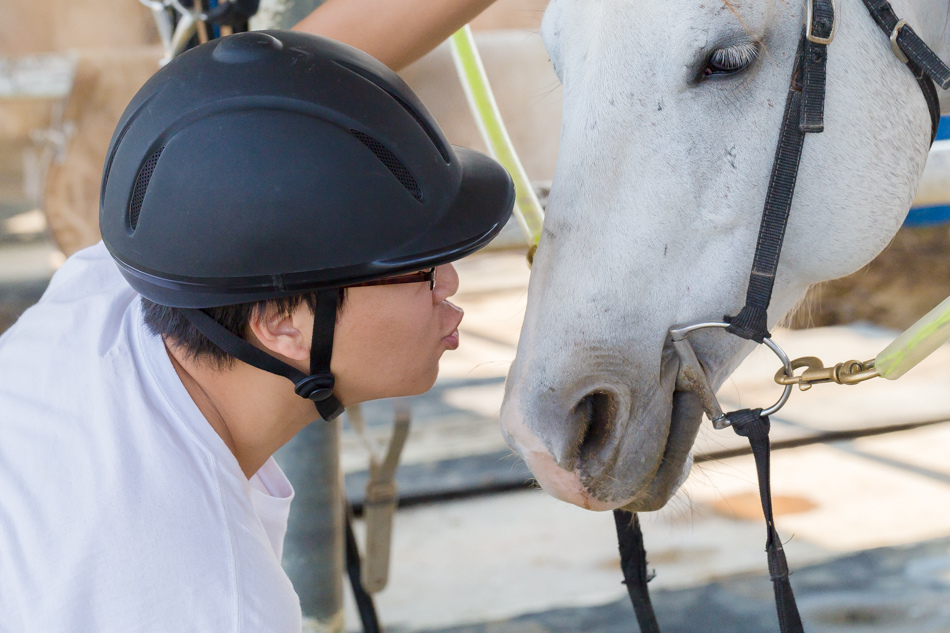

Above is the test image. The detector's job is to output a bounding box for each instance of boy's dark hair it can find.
[142,289,346,367]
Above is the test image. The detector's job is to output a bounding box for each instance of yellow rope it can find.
[449,25,544,265]
[875,293,950,380]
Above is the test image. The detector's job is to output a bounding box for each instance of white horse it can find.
[500,0,950,512]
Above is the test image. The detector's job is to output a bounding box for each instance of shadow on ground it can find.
[417,537,950,633]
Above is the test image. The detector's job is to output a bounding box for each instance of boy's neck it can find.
[164,339,318,479]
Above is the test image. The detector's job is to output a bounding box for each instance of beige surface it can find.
[44,47,163,256]
[0,0,158,56]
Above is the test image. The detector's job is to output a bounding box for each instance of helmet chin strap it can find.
[306,290,346,421]
[179,289,345,422]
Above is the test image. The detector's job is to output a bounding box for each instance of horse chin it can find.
[620,389,704,512]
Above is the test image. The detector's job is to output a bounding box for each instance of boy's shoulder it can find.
[41,241,132,304]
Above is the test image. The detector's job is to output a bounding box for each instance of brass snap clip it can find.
[774,356,880,391]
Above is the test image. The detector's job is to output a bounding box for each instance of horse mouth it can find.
[620,387,704,512]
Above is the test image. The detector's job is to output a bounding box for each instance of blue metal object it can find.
[905,116,950,226]
[207,0,221,39]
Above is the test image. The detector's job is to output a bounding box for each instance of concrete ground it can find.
[1,213,949,633]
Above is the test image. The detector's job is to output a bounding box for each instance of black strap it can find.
[800,0,833,132]
[180,305,344,421]
[726,410,804,633]
[861,0,950,89]
[310,291,345,421]
[727,30,815,343]
[614,510,660,633]
[345,504,382,633]
[860,0,947,142]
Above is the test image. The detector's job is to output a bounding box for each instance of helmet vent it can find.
[335,59,451,164]
[350,130,423,200]
[383,89,451,164]
[129,146,164,231]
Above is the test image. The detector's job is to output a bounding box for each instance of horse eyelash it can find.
[707,42,759,75]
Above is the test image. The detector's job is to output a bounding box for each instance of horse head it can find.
[500,0,950,511]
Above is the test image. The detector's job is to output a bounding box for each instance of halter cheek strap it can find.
[180,288,345,422]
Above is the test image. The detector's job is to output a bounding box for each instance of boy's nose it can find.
[433,263,459,301]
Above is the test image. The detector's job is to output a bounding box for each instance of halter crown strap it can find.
[861,0,950,89]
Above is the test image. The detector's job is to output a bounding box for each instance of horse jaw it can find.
[501,0,934,512]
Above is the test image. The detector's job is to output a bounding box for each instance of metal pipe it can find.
[275,418,344,633]
[914,140,950,208]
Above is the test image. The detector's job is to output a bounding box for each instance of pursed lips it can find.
[441,300,464,342]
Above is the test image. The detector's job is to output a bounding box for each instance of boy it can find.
[0,31,513,630]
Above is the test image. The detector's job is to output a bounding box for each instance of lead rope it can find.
[613,511,660,633]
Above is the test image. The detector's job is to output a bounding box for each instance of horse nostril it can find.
[571,390,619,461]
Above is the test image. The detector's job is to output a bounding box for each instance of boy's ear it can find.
[247,304,311,363]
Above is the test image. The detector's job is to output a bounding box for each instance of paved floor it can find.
[343,423,950,632]
[417,535,950,633]
[1,213,949,633]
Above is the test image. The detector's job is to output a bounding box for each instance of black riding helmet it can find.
[101,31,515,420]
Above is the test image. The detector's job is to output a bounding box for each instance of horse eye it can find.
[704,42,759,78]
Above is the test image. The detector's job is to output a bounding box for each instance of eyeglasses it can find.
[346,267,437,291]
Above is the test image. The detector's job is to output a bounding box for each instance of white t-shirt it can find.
[0,243,302,632]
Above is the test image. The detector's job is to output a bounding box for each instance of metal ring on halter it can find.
[669,322,795,427]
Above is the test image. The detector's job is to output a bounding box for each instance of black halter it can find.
[616,1,949,631]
